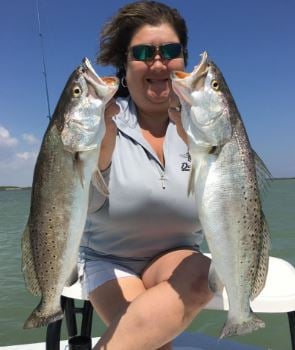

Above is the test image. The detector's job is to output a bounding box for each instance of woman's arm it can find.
[168,94,188,145]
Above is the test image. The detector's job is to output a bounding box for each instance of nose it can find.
[153,47,168,62]
[149,53,167,71]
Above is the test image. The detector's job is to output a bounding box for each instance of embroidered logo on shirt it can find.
[180,152,191,171]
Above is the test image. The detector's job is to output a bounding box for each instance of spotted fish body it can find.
[171,52,271,338]
[21,58,118,329]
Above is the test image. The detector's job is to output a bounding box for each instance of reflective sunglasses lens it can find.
[131,45,154,61]
[160,43,182,59]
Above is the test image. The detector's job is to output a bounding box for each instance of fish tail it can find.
[23,305,64,329]
[219,312,265,338]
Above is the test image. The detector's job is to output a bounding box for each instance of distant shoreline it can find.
[0,177,294,191]
[0,186,31,191]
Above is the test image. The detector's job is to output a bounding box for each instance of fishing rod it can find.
[36,0,51,120]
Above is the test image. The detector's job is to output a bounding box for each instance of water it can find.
[0,179,294,348]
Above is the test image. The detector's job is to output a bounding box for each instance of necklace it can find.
[159,172,167,189]
[152,161,167,190]
[138,114,168,190]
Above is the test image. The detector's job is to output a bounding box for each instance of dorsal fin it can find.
[254,150,272,199]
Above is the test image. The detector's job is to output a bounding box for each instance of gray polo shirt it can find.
[80,97,202,262]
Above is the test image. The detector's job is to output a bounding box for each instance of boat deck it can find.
[0,332,263,350]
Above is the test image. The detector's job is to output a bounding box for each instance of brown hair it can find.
[97,1,188,97]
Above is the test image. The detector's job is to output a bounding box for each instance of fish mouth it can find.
[81,57,119,99]
[191,51,209,79]
[172,51,208,86]
[171,51,209,104]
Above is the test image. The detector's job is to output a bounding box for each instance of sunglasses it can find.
[128,43,183,62]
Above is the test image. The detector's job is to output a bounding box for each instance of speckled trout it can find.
[21,58,118,329]
[171,52,271,338]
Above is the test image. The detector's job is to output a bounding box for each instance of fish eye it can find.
[72,86,82,97]
[211,80,220,91]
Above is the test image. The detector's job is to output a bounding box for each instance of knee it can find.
[180,254,214,315]
[168,254,213,311]
[178,272,213,325]
[189,271,213,307]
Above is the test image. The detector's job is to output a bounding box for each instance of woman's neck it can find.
[137,109,169,137]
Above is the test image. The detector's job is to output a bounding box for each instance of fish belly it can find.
[195,149,265,337]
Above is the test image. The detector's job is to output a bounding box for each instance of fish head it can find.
[171,52,232,147]
[54,58,119,153]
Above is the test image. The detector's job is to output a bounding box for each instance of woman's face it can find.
[125,23,185,115]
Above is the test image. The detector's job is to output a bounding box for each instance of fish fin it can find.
[23,300,64,329]
[208,263,224,293]
[253,150,272,199]
[65,266,79,287]
[220,310,265,338]
[251,215,271,299]
[187,155,207,196]
[21,224,41,296]
[74,152,84,188]
[92,168,109,196]
[187,163,196,196]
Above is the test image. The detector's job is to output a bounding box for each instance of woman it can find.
[80,1,213,349]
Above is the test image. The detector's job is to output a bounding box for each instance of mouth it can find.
[146,78,170,84]
[145,78,171,99]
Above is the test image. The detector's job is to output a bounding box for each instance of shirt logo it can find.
[180,152,191,171]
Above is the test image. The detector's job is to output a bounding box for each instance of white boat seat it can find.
[62,255,295,313]
[203,254,295,313]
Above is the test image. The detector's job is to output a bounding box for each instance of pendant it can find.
[160,174,167,189]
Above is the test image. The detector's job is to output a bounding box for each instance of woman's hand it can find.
[98,98,120,171]
[168,93,188,145]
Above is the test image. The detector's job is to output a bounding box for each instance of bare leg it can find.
[89,276,145,327]
[92,251,212,350]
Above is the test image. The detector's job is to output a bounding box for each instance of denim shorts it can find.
[79,245,200,295]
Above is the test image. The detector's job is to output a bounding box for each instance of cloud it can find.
[22,133,40,145]
[0,150,37,186]
[16,151,38,161]
[0,125,39,186]
[0,125,18,147]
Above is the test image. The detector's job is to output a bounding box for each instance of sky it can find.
[0,0,294,186]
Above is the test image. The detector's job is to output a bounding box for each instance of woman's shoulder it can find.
[113,97,138,130]
[115,96,132,113]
